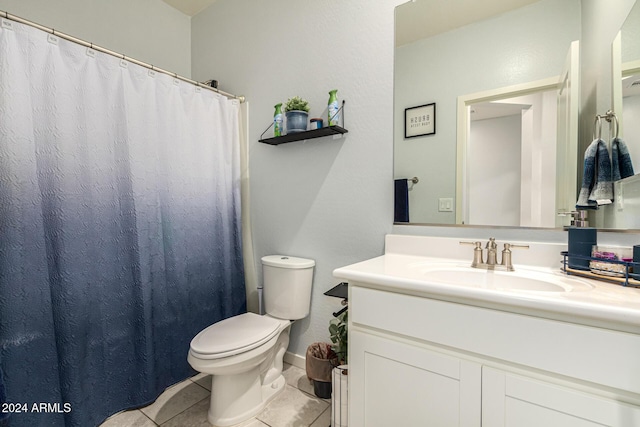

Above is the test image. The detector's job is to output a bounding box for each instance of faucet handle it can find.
[503,243,530,250]
[460,241,483,267]
[501,243,530,271]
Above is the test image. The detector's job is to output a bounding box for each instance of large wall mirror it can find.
[394,0,639,230]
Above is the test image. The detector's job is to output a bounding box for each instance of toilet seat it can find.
[189,312,282,360]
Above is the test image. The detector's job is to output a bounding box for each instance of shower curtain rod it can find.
[0,10,245,103]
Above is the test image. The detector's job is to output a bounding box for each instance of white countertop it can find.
[334,235,640,333]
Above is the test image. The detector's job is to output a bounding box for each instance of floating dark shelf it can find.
[324,282,348,299]
[259,125,348,145]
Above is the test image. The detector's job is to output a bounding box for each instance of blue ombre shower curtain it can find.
[0,19,246,427]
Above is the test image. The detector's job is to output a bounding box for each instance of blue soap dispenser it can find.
[567,211,597,271]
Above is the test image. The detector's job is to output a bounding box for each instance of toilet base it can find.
[200,324,291,427]
[207,371,286,427]
[188,318,291,427]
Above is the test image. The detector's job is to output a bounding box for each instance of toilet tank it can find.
[261,255,315,320]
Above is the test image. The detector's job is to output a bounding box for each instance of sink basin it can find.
[410,263,594,293]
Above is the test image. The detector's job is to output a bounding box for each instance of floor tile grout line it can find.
[298,387,331,404]
[126,367,329,427]
[308,403,332,427]
[156,395,210,427]
[139,409,160,426]
[191,379,210,393]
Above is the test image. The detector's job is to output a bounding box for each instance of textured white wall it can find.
[0,0,191,77]
[394,0,581,225]
[191,0,400,356]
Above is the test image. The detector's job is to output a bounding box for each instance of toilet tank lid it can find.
[262,255,315,269]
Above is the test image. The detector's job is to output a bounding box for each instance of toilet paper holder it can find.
[325,282,348,317]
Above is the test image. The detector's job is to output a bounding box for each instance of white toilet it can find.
[187,255,315,427]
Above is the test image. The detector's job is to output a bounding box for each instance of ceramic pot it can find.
[285,110,308,134]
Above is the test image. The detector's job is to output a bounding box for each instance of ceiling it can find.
[162,0,217,16]
[163,1,542,47]
[395,0,540,46]
[623,73,640,97]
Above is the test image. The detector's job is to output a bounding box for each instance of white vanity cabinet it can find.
[348,284,640,427]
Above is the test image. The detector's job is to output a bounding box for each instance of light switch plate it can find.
[438,198,453,212]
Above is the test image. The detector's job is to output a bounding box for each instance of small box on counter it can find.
[590,246,633,277]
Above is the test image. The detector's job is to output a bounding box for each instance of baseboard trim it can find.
[284,351,305,370]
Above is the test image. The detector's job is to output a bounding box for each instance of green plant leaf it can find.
[284,96,310,113]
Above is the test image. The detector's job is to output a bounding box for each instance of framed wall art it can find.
[405,103,436,138]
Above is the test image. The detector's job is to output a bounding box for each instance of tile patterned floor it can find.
[99,364,331,427]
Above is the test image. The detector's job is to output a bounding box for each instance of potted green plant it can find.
[284,96,310,134]
[329,310,348,366]
[329,310,348,427]
[305,342,336,398]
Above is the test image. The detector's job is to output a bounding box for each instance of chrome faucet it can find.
[460,238,529,271]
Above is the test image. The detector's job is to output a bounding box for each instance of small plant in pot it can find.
[329,310,348,427]
[329,310,348,367]
[284,96,310,134]
[305,342,336,399]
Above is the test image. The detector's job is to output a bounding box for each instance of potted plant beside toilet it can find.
[329,310,348,427]
[284,96,310,134]
[305,342,336,398]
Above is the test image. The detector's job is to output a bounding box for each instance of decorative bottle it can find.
[274,103,283,137]
[328,90,340,126]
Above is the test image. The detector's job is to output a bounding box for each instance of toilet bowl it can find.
[187,313,292,426]
[188,255,314,427]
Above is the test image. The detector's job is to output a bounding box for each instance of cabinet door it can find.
[482,367,640,427]
[350,330,481,427]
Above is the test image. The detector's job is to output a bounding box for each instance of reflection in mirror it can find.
[607,0,640,229]
[394,0,581,226]
[622,71,640,174]
[621,2,640,170]
[455,40,580,229]
[462,88,558,227]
